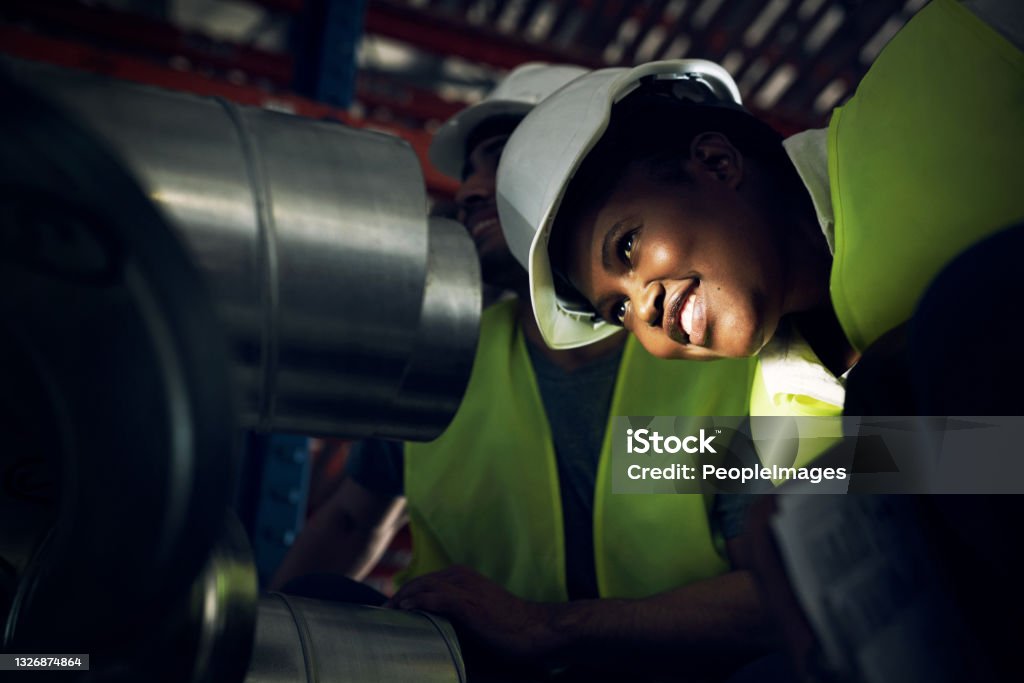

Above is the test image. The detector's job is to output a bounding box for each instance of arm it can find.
[389,538,774,675]
[269,475,405,590]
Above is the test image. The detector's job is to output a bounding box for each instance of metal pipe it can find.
[247,594,466,683]
[2,57,480,440]
[390,217,481,440]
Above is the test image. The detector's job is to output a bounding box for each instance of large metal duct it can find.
[1,57,480,441]
[1,68,240,668]
[0,59,480,681]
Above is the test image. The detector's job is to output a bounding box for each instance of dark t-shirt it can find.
[348,341,622,600]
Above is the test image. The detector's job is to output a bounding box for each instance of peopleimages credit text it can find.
[624,428,847,484]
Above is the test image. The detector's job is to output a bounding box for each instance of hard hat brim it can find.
[528,220,623,349]
[429,99,533,179]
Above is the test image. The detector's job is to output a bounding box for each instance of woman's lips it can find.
[681,290,697,336]
[673,280,707,347]
[682,283,707,346]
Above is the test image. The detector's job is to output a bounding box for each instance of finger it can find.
[394,567,463,597]
[389,572,465,609]
[397,588,467,619]
[389,574,440,606]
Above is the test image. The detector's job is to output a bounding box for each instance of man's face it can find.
[455,133,523,288]
[563,135,788,361]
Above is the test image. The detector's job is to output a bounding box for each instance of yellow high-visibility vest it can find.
[829,0,1024,352]
[404,300,755,601]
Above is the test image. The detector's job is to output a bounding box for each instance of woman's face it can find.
[563,133,789,361]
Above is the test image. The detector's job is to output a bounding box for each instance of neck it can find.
[516,301,626,372]
[781,237,833,317]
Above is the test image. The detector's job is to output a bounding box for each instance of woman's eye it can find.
[613,300,628,325]
[620,231,636,264]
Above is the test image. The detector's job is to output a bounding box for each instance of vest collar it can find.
[783,127,836,255]
[765,130,846,408]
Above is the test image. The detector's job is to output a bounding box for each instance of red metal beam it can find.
[3,0,470,125]
[2,0,294,83]
[0,25,458,197]
[364,0,604,70]
[356,71,466,122]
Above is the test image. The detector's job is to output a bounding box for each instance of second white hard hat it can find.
[495,59,744,349]
[428,62,590,180]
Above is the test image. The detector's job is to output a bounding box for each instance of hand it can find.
[387,565,562,661]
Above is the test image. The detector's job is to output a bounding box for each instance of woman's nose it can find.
[634,281,665,328]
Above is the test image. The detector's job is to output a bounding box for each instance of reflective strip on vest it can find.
[749,358,843,476]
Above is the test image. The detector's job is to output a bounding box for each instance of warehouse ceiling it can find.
[1,0,921,177]
[355,0,922,132]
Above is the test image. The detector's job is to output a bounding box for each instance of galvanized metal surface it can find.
[247,594,466,683]
[1,69,237,662]
[4,57,480,440]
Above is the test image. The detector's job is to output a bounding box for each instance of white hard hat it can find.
[429,63,590,180]
[495,59,743,349]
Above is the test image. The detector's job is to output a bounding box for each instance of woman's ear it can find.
[690,132,744,188]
